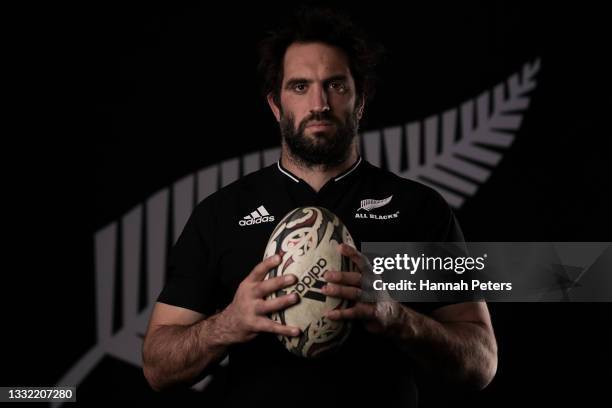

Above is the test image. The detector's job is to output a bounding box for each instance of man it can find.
[143,7,497,407]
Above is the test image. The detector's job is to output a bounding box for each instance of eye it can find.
[329,81,347,93]
[292,83,308,93]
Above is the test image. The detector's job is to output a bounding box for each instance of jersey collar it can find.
[277,156,363,184]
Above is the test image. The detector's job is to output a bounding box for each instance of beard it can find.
[279,109,359,169]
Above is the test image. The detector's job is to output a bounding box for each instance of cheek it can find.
[330,93,356,113]
[281,96,309,122]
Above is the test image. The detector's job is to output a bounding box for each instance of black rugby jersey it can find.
[158,156,464,407]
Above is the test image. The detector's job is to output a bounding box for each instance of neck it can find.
[280,143,359,192]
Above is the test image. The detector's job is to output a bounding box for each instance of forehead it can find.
[282,42,352,81]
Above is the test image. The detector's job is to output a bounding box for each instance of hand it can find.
[219,255,301,343]
[323,244,406,336]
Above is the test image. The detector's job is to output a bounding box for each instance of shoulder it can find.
[362,161,451,213]
[191,164,276,218]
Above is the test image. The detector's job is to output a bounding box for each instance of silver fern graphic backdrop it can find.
[55,59,540,401]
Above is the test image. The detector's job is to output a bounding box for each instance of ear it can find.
[267,93,281,122]
[356,94,365,121]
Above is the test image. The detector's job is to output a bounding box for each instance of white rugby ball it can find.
[263,206,357,358]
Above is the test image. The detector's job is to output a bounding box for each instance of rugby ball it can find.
[263,206,357,358]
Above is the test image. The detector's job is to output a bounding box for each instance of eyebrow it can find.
[284,75,349,89]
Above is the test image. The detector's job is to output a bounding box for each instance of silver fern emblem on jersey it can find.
[358,195,393,211]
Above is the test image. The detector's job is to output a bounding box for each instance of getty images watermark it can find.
[359,242,612,303]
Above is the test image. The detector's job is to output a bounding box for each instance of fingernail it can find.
[291,293,299,302]
[286,275,296,283]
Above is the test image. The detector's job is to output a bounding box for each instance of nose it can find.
[309,83,330,114]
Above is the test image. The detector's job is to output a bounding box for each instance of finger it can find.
[337,243,371,273]
[322,283,362,301]
[256,293,300,314]
[326,303,375,321]
[324,270,361,287]
[255,317,301,337]
[248,254,282,282]
[254,274,297,298]
[337,242,360,259]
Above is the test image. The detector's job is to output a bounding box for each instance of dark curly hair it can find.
[257,6,384,109]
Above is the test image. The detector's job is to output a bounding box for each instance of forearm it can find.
[143,312,231,391]
[392,306,497,389]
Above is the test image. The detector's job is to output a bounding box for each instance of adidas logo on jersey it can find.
[239,205,275,226]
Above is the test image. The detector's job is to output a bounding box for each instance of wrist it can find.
[200,310,233,349]
[389,305,426,349]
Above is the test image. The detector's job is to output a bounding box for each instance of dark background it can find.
[4,1,610,407]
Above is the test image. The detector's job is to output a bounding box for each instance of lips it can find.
[306,121,334,128]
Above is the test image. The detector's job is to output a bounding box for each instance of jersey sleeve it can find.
[157,199,220,316]
[425,190,465,243]
[406,188,473,315]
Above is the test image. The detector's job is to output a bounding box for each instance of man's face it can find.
[268,42,364,167]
